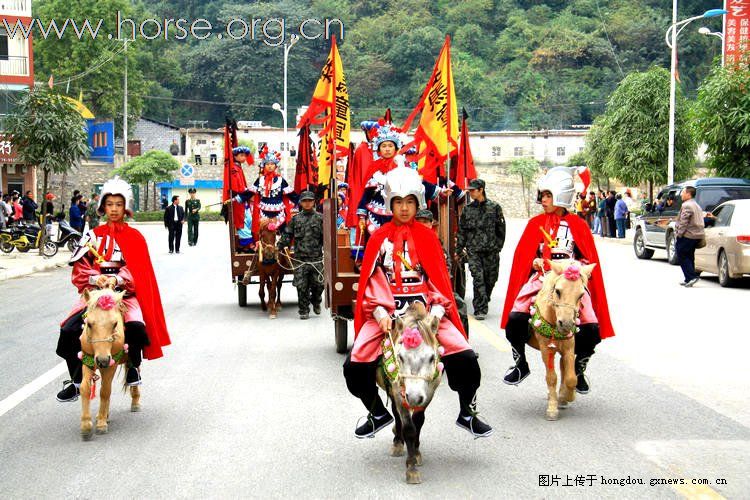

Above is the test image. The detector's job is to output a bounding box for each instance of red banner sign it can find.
[724,0,750,66]
[0,134,17,163]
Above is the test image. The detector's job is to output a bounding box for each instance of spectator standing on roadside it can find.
[21,190,38,221]
[11,193,22,222]
[69,195,85,233]
[85,193,101,229]
[605,191,617,238]
[0,193,10,229]
[595,191,606,236]
[614,193,628,238]
[585,191,597,229]
[675,186,705,287]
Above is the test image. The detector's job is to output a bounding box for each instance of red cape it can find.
[95,224,171,359]
[345,142,373,228]
[354,221,465,338]
[500,212,614,339]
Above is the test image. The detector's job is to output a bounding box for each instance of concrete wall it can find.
[132,119,181,155]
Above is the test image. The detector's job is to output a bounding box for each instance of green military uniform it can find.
[278,191,324,317]
[185,192,201,246]
[456,179,506,318]
[85,202,100,229]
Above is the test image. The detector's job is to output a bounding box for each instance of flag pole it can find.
[330,36,338,203]
[443,36,453,257]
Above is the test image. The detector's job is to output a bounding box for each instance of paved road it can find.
[0,221,747,498]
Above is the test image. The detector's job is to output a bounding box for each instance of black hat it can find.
[467,178,485,190]
[415,209,434,221]
[299,190,315,201]
[188,188,197,193]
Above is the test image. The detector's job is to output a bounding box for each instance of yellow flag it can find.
[402,36,458,183]
[297,36,350,188]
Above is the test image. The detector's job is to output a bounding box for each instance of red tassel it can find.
[89,380,96,400]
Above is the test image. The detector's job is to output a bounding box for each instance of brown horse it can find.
[257,219,285,319]
[376,302,443,484]
[78,288,141,440]
[530,259,595,421]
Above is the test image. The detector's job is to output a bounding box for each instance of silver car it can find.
[695,199,750,287]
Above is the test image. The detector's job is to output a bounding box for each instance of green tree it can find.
[693,65,750,178]
[5,88,91,251]
[508,157,540,216]
[114,150,179,211]
[588,67,696,190]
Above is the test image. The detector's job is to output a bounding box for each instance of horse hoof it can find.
[81,426,94,441]
[390,443,405,457]
[558,400,569,409]
[270,314,277,319]
[96,425,108,435]
[415,451,423,467]
[131,404,141,412]
[546,411,559,421]
[406,469,422,484]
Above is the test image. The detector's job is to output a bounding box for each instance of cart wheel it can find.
[238,283,247,307]
[335,318,348,354]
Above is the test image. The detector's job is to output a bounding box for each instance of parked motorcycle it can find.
[0,217,58,257]
[51,217,82,253]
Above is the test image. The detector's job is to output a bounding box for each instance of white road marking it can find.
[0,362,66,417]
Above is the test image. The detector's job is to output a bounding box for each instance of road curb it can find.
[0,255,69,281]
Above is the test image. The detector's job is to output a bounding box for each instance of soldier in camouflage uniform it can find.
[185,188,201,246]
[455,178,506,320]
[278,191,324,320]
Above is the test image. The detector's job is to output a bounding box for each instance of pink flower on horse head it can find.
[268,222,279,231]
[563,264,581,281]
[97,293,117,310]
[401,327,423,350]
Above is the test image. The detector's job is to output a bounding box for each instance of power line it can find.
[594,0,625,78]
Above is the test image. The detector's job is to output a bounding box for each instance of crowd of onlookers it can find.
[0,189,101,234]
[575,188,647,239]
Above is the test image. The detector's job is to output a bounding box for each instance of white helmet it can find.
[536,166,577,210]
[384,167,426,211]
[97,176,134,216]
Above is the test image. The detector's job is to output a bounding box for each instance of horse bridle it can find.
[546,273,582,315]
[387,323,441,384]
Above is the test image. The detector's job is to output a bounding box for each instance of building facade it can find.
[0,0,34,195]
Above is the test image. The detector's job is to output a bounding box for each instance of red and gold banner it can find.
[724,0,750,66]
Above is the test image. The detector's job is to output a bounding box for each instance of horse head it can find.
[392,302,442,410]
[81,288,126,369]
[258,219,279,263]
[543,260,596,335]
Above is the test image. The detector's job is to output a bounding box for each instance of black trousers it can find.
[343,349,481,416]
[167,222,182,252]
[505,311,601,364]
[57,310,149,384]
[676,236,700,282]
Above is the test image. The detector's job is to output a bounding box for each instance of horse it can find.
[376,302,443,484]
[256,219,285,319]
[529,259,595,421]
[78,288,140,440]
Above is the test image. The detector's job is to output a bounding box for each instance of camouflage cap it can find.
[415,209,434,221]
[467,178,485,190]
[299,190,316,201]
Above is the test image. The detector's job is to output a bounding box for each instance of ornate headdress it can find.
[260,150,281,166]
[384,167,426,211]
[97,176,133,216]
[232,146,252,156]
[373,122,403,151]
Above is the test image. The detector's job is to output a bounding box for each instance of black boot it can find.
[456,396,493,438]
[503,347,530,385]
[354,410,394,439]
[56,380,80,402]
[575,356,591,394]
[126,365,142,386]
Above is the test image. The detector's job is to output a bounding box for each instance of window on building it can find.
[557,147,566,157]
[491,146,501,157]
[513,147,523,157]
[0,29,8,61]
[196,139,207,145]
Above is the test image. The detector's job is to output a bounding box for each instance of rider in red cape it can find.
[344,167,493,440]
[55,177,170,403]
[500,167,614,394]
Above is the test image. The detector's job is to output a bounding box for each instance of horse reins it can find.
[384,323,441,412]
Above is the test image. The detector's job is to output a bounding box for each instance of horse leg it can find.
[96,367,115,434]
[562,345,577,405]
[401,411,421,484]
[80,366,94,440]
[130,384,141,412]
[259,273,267,311]
[413,410,425,466]
[268,275,277,319]
[390,395,404,457]
[543,346,559,421]
[275,272,283,310]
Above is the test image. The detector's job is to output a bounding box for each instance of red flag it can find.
[452,108,477,189]
[294,124,318,192]
[222,120,247,229]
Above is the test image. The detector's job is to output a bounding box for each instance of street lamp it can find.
[665,7,727,185]
[277,34,299,178]
[699,26,725,66]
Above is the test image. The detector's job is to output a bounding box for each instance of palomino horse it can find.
[78,288,140,440]
[529,259,595,421]
[257,219,285,319]
[376,302,443,484]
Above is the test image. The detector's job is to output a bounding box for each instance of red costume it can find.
[501,212,614,339]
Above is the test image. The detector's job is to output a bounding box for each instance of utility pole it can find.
[123,39,129,165]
